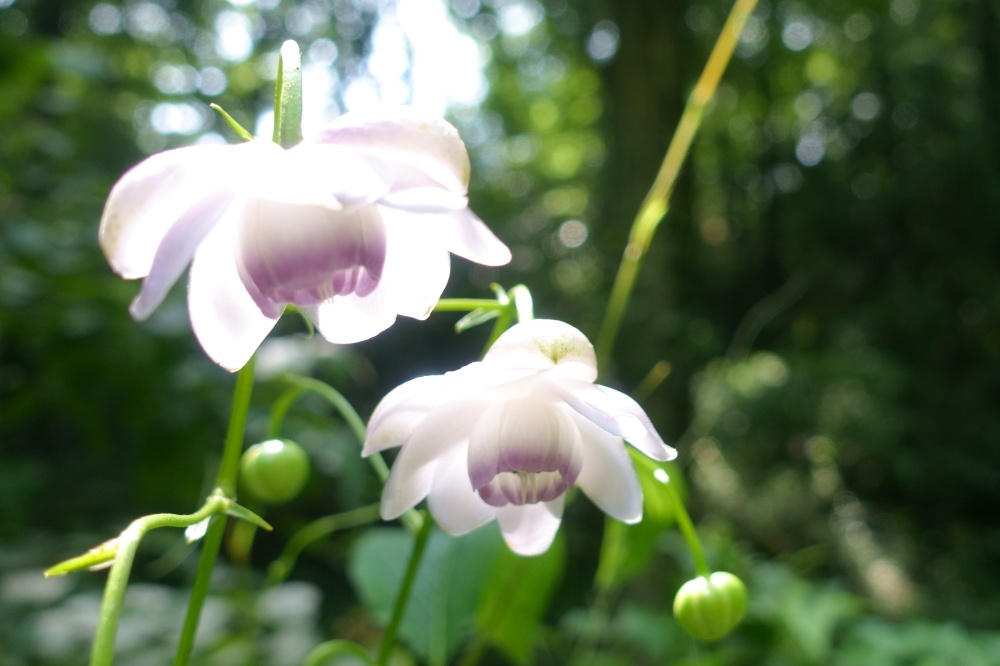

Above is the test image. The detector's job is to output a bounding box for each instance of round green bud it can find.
[673,571,748,641]
[240,439,310,505]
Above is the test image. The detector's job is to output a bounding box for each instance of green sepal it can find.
[209,103,254,142]
[273,40,303,148]
[507,284,535,322]
[44,537,119,577]
[224,500,274,531]
[285,305,315,336]
[455,307,501,332]
[489,282,510,303]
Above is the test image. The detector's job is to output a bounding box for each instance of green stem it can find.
[218,356,257,497]
[632,360,672,403]
[595,0,760,370]
[266,504,382,585]
[377,514,433,666]
[433,298,504,312]
[89,500,226,666]
[277,374,367,443]
[663,474,711,577]
[267,385,308,439]
[173,357,257,666]
[276,374,422,534]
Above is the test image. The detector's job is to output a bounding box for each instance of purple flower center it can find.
[467,397,583,507]
[237,198,387,316]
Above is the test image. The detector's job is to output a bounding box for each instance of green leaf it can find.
[348,526,505,662]
[475,533,566,665]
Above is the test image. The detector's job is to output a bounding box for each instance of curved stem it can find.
[663,474,711,577]
[595,0,760,370]
[277,374,367,444]
[173,357,257,666]
[377,514,433,666]
[276,374,422,534]
[266,504,382,585]
[268,385,308,439]
[89,499,227,666]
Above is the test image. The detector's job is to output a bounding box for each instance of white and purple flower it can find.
[364,319,676,556]
[99,106,510,370]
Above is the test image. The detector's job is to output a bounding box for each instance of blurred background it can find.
[2,0,1000,663]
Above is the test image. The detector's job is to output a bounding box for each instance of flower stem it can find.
[173,357,257,666]
[266,503,382,585]
[433,298,504,312]
[595,0,760,370]
[275,374,422,534]
[377,514,433,666]
[663,473,711,577]
[88,500,227,666]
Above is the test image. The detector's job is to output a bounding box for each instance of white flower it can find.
[99,106,511,371]
[364,319,677,556]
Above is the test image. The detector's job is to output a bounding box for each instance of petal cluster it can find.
[364,319,677,556]
[99,106,511,371]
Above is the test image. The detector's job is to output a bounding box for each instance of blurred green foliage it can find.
[2,0,1000,663]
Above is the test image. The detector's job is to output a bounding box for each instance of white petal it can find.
[364,374,457,455]
[100,141,280,279]
[495,497,564,556]
[379,399,488,520]
[129,190,236,320]
[570,412,644,523]
[427,451,496,535]
[310,106,471,194]
[279,143,391,209]
[305,286,398,345]
[187,214,279,372]
[379,188,469,213]
[484,320,597,380]
[551,378,676,461]
[435,208,511,267]
[377,207,452,320]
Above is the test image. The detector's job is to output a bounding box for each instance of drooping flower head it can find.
[99,106,511,370]
[364,319,677,556]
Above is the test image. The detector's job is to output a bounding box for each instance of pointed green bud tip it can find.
[44,538,120,577]
[240,439,311,505]
[673,571,748,641]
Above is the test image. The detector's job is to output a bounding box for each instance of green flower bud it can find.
[240,439,310,505]
[673,571,748,641]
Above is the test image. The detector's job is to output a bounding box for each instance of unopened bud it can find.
[673,571,748,641]
[240,439,310,505]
